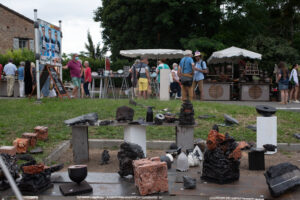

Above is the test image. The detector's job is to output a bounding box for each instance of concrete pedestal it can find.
[160,69,170,101]
[176,126,194,152]
[124,126,147,156]
[256,116,277,154]
[72,126,89,164]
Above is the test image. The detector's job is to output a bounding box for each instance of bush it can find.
[0,49,35,66]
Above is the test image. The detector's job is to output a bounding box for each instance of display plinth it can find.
[160,69,170,101]
[256,116,277,154]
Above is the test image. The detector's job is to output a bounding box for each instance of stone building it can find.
[0,3,34,54]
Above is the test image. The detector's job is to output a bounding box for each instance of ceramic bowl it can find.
[68,165,87,184]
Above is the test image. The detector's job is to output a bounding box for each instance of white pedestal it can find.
[160,69,170,101]
[124,125,147,156]
[256,116,277,154]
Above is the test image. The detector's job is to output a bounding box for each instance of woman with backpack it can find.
[276,62,289,104]
[289,64,299,103]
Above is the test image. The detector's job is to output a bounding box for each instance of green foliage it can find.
[180,37,226,58]
[247,35,300,72]
[95,0,300,69]
[0,49,35,66]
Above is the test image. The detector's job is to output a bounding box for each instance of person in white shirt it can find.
[289,64,299,103]
[3,59,17,97]
[170,63,181,98]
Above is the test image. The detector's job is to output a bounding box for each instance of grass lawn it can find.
[0,98,300,161]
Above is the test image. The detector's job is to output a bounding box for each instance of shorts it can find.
[81,77,85,84]
[278,82,288,90]
[72,77,81,87]
[138,78,148,91]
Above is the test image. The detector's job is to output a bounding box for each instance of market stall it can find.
[207,46,266,101]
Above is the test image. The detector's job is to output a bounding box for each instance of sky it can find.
[0,0,106,55]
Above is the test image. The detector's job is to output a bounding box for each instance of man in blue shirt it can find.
[3,59,17,97]
[193,51,207,100]
[178,50,195,101]
[18,61,25,97]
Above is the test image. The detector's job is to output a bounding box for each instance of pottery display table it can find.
[69,121,196,164]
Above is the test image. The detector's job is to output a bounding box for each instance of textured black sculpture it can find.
[116,106,134,122]
[19,163,63,195]
[0,154,19,191]
[100,150,110,165]
[117,142,145,177]
[183,175,196,189]
[179,100,195,125]
[201,126,241,184]
[265,163,300,197]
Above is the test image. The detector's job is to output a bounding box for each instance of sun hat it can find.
[194,51,201,57]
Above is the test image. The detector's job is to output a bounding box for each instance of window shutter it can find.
[29,39,34,51]
[13,38,19,49]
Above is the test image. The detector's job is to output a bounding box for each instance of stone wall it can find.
[0,5,34,54]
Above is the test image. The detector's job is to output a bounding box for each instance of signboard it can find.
[31,65,69,99]
[38,19,62,66]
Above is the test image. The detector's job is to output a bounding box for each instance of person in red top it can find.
[83,61,92,97]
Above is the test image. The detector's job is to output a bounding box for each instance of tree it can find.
[84,31,107,59]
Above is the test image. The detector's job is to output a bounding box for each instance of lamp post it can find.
[34,9,41,100]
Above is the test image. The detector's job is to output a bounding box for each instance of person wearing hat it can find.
[192,51,207,100]
[63,53,83,98]
[178,50,195,101]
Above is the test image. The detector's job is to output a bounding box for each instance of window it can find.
[19,39,28,49]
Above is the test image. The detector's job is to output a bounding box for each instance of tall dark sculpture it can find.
[0,154,19,191]
[117,142,145,177]
[179,100,195,125]
[201,125,249,184]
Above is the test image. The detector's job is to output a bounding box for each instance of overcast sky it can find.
[1,0,105,55]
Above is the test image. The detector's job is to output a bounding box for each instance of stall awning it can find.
[120,49,186,59]
[207,46,262,64]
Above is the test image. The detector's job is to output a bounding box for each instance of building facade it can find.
[0,3,34,54]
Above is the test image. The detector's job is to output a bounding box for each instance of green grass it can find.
[0,98,300,161]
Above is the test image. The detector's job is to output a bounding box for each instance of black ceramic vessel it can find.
[68,165,87,184]
[255,105,276,117]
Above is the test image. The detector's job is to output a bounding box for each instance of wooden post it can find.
[72,126,89,164]
[176,125,194,152]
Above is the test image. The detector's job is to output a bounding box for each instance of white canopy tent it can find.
[207,46,262,64]
[120,49,186,59]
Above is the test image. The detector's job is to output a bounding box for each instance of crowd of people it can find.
[129,50,207,101]
[0,59,36,97]
[63,53,92,98]
[276,62,299,104]
[0,51,299,104]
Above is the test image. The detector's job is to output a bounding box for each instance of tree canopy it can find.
[94,0,300,70]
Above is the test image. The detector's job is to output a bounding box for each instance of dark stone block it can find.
[248,148,265,170]
[116,106,134,122]
[59,181,93,196]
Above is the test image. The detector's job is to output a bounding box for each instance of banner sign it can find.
[38,19,62,66]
